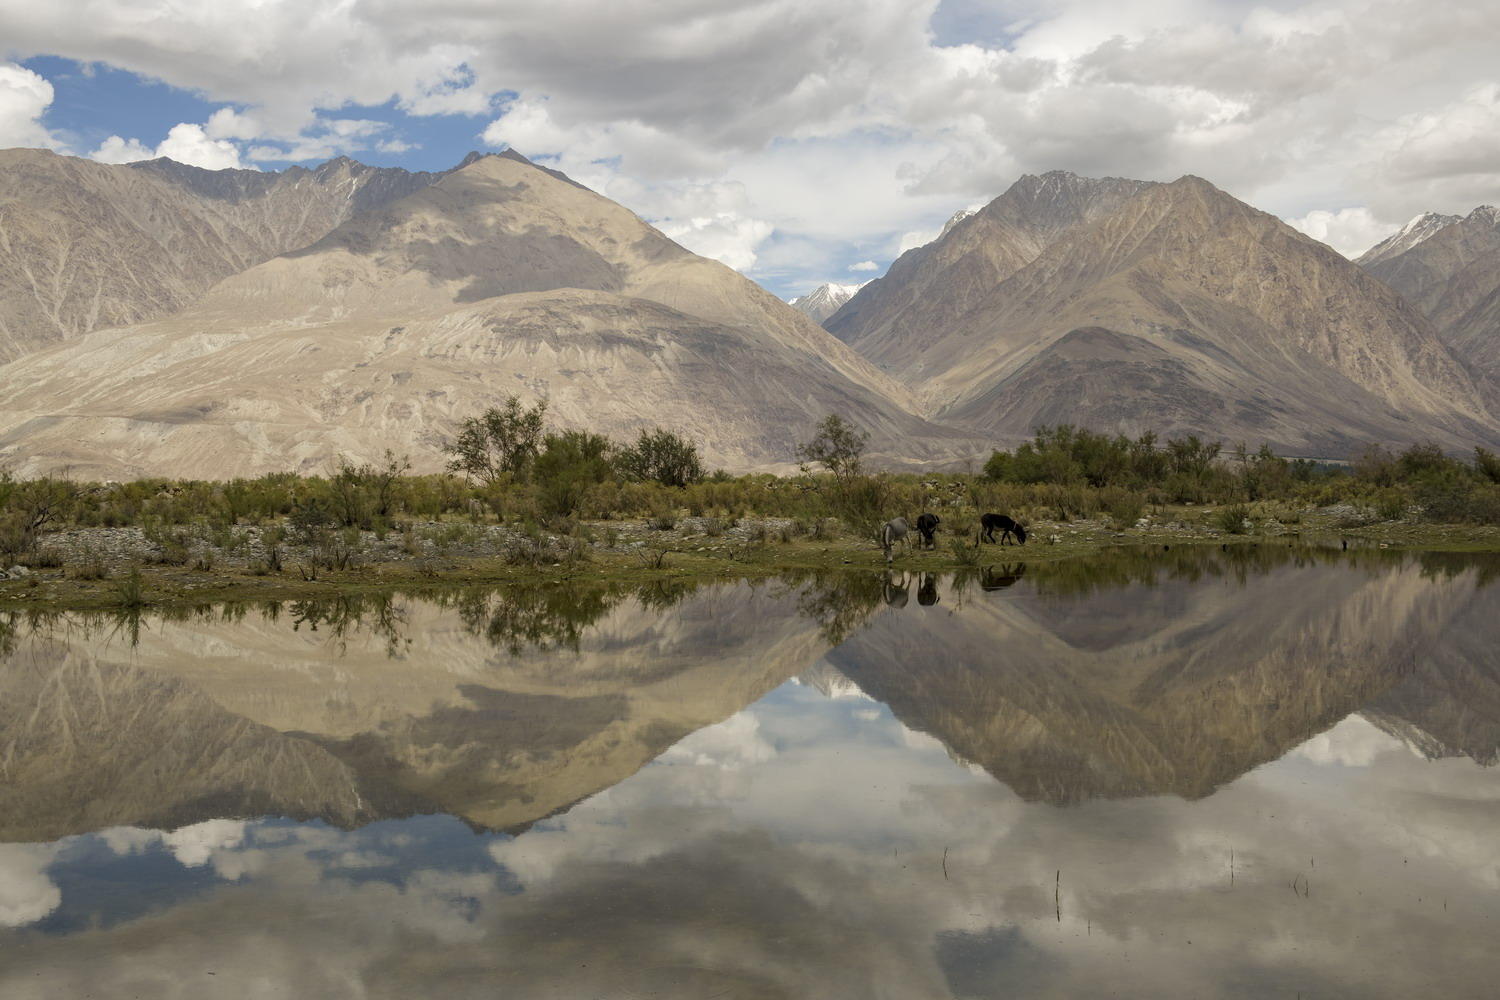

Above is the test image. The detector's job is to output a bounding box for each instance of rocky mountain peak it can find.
[790,282,864,323]
[1357,211,1465,266]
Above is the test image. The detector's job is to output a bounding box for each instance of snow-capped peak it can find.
[1356,211,1462,265]
[940,208,975,238]
[788,282,866,322]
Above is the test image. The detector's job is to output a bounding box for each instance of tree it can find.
[330,451,412,528]
[1,474,80,558]
[445,397,547,485]
[796,414,868,488]
[616,428,705,488]
[534,430,615,520]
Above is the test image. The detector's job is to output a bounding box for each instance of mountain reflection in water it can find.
[1,547,1498,999]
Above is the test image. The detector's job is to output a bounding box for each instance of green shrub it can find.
[1216,503,1251,534]
[616,428,705,487]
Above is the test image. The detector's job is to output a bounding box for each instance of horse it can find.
[980,513,1027,546]
[917,572,941,606]
[915,512,941,549]
[880,517,911,562]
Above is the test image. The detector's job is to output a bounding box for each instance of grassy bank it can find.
[6,423,1500,612]
[4,502,1497,613]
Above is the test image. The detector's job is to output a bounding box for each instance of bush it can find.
[1103,488,1146,529]
[113,568,145,609]
[534,430,614,522]
[1217,503,1251,534]
[616,428,705,487]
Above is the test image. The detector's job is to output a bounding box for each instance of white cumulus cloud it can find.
[0,61,61,149]
[1285,206,1399,258]
[90,122,244,169]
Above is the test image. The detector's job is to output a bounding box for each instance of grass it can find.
[3,499,1499,615]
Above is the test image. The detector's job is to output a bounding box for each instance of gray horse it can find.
[880,517,911,562]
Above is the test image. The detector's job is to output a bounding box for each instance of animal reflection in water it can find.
[882,572,944,607]
[980,563,1026,591]
[882,571,910,607]
[980,513,1027,545]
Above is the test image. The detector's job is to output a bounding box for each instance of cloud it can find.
[0,62,60,149]
[90,122,244,169]
[0,844,61,928]
[88,134,153,164]
[1286,206,1399,258]
[848,260,879,272]
[7,0,1500,288]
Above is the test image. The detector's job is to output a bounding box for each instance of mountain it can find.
[1358,211,1464,266]
[0,150,972,478]
[0,148,447,363]
[939,208,975,238]
[828,172,1498,455]
[1358,205,1500,375]
[788,282,862,323]
[824,171,1151,374]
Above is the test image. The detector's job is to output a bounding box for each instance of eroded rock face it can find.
[1358,205,1500,378]
[0,149,446,363]
[0,151,974,478]
[828,172,1499,455]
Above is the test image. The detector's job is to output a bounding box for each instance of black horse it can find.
[917,572,941,606]
[980,513,1027,545]
[915,512,941,549]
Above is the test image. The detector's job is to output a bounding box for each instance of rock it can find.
[6,565,30,579]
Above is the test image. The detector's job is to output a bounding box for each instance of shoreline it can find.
[5,508,1498,613]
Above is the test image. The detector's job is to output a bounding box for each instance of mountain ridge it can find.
[0,147,459,362]
[0,149,973,478]
[828,171,1499,455]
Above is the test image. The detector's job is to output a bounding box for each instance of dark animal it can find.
[880,517,911,562]
[980,513,1027,546]
[980,564,1026,592]
[917,573,940,606]
[915,513,941,549]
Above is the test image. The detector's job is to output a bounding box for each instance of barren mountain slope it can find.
[824,171,1151,374]
[1358,206,1500,374]
[0,152,971,478]
[0,148,446,362]
[838,174,1496,454]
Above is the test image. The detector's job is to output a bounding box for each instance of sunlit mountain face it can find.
[3,548,1500,998]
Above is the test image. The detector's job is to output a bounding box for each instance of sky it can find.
[2,0,1498,299]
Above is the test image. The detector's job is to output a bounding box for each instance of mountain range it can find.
[826,172,1500,456]
[0,149,966,478]
[0,148,1497,477]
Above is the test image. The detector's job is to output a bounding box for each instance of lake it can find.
[2,546,1498,998]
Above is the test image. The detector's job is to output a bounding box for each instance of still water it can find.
[1,547,1498,998]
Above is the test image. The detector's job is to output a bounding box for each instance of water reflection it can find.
[1,548,1498,998]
